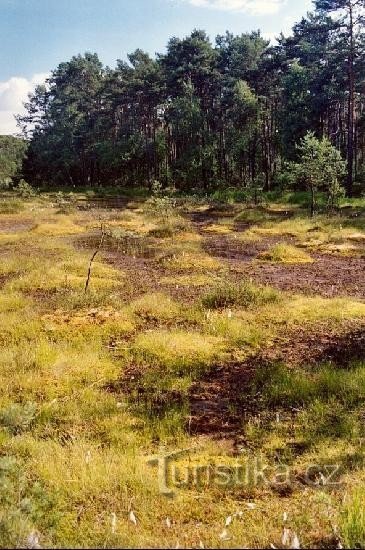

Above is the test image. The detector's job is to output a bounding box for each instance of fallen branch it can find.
[84,223,107,293]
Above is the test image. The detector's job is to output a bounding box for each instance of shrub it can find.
[293,132,346,217]
[15,179,37,198]
[0,402,37,435]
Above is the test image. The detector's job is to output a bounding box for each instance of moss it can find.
[259,243,314,264]
[162,252,223,272]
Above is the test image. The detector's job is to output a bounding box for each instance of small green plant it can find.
[0,402,37,435]
[202,280,280,310]
[145,180,177,221]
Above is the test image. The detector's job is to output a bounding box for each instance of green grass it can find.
[1,191,365,548]
[202,280,281,310]
[341,487,365,549]
[131,329,225,375]
[255,362,365,409]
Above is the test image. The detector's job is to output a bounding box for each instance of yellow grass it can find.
[1,193,365,548]
[162,251,223,272]
[259,243,314,264]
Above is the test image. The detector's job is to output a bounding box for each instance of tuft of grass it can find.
[235,209,275,224]
[299,399,359,440]
[32,216,84,236]
[202,280,280,310]
[0,198,25,214]
[162,252,223,272]
[256,362,365,409]
[0,402,37,435]
[205,313,268,348]
[10,257,124,293]
[270,296,365,325]
[42,308,135,343]
[203,224,233,235]
[148,224,175,238]
[0,254,38,277]
[0,340,120,401]
[174,231,202,243]
[160,274,214,287]
[341,487,365,549]
[0,292,30,313]
[131,330,224,375]
[129,292,181,321]
[259,243,314,264]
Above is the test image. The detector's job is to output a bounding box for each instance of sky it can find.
[0,0,312,135]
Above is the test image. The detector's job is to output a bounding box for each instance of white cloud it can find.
[186,0,286,16]
[0,73,48,135]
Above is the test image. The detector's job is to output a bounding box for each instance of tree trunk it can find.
[346,1,355,196]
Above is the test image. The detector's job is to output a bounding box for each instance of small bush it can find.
[15,179,36,198]
[54,191,78,213]
[202,280,280,310]
[0,402,37,434]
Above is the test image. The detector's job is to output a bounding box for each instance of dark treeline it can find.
[18,0,365,196]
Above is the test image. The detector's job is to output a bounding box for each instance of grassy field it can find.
[1,190,365,548]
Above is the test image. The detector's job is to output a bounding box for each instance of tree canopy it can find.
[17,1,365,196]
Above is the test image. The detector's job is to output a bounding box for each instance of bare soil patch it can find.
[188,320,365,437]
[75,232,207,303]
[232,254,365,299]
[0,219,34,233]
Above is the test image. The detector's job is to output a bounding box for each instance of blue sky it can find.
[0,0,312,134]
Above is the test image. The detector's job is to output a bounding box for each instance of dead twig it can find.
[84,223,107,293]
